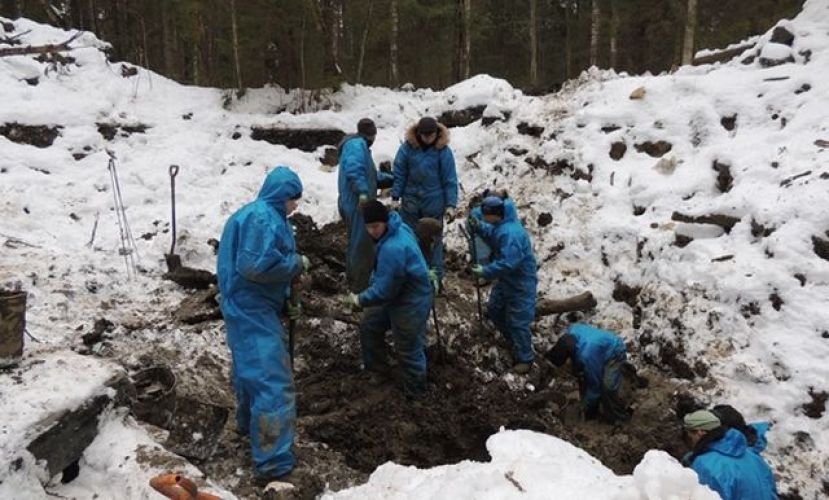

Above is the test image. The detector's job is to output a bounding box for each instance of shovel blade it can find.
[165,253,182,272]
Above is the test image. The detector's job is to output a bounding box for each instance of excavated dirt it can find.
[100,214,692,499]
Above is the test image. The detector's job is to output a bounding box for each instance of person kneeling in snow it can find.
[682,410,777,500]
[467,195,537,374]
[216,166,310,484]
[343,201,433,398]
[545,323,631,423]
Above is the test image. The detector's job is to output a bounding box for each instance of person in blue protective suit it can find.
[343,201,433,398]
[545,323,631,423]
[337,118,394,293]
[391,116,458,288]
[711,404,770,455]
[682,410,777,500]
[465,188,514,267]
[216,166,310,484]
[467,196,537,374]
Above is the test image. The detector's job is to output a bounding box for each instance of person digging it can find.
[343,201,433,399]
[466,196,537,374]
[544,323,632,424]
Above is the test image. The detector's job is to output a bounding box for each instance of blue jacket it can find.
[391,123,458,209]
[338,134,391,215]
[749,422,769,454]
[567,324,627,404]
[359,211,432,314]
[477,200,536,287]
[691,429,777,500]
[217,166,303,309]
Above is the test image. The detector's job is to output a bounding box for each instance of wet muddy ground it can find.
[104,215,694,499]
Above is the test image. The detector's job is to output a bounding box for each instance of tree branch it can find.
[0,31,82,57]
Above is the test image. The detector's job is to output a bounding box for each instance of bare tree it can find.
[230,0,243,89]
[308,0,343,85]
[389,0,399,87]
[681,0,698,65]
[356,0,373,83]
[455,0,471,82]
[529,0,538,86]
[590,0,600,67]
[609,0,618,68]
[161,0,175,79]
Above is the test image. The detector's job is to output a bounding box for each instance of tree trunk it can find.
[300,9,307,88]
[529,0,538,86]
[590,0,600,68]
[356,0,373,84]
[564,2,572,79]
[308,0,343,86]
[389,0,399,88]
[230,0,243,89]
[454,0,471,82]
[160,1,175,80]
[681,0,698,65]
[609,0,618,68]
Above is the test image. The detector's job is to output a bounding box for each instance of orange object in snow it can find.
[149,473,222,500]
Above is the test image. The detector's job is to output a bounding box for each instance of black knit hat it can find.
[362,200,389,224]
[416,117,438,135]
[545,333,576,367]
[357,118,377,137]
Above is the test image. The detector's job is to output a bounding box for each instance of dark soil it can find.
[0,122,61,148]
[116,214,691,499]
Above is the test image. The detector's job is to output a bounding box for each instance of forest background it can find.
[0,0,804,92]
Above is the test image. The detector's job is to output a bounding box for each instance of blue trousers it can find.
[359,304,429,395]
[486,281,536,364]
[222,299,296,477]
[340,203,374,293]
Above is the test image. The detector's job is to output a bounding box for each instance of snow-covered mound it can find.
[1,0,828,497]
[323,430,718,499]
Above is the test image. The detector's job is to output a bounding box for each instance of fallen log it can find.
[692,43,754,66]
[536,291,597,318]
[0,32,82,57]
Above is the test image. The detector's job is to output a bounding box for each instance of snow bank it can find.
[323,430,718,500]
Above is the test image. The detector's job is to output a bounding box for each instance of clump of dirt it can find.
[802,388,827,419]
[634,141,672,158]
[0,122,62,148]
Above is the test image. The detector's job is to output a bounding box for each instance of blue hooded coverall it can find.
[567,323,627,414]
[358,211,433,395]
[476,201,537,364]
[467,198,520,266]
[392,125,458,280]
[337,134,393,293]
[690,428,778,500]
[216,166,303,478]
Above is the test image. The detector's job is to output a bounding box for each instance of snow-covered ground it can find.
[2,0,828,498]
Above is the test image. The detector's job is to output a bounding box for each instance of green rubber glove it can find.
[358,194,369,208]
[344,292,362,312]
[471,265,484,280]
[428,268,440,292]
[286,300,302,321]
[301,255,311,273]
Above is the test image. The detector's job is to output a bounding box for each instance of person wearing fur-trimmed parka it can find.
[391,117,458,288]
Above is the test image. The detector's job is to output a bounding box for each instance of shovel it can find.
[165,164,182,272]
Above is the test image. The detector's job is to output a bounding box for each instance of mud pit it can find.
[109,214,691,499]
